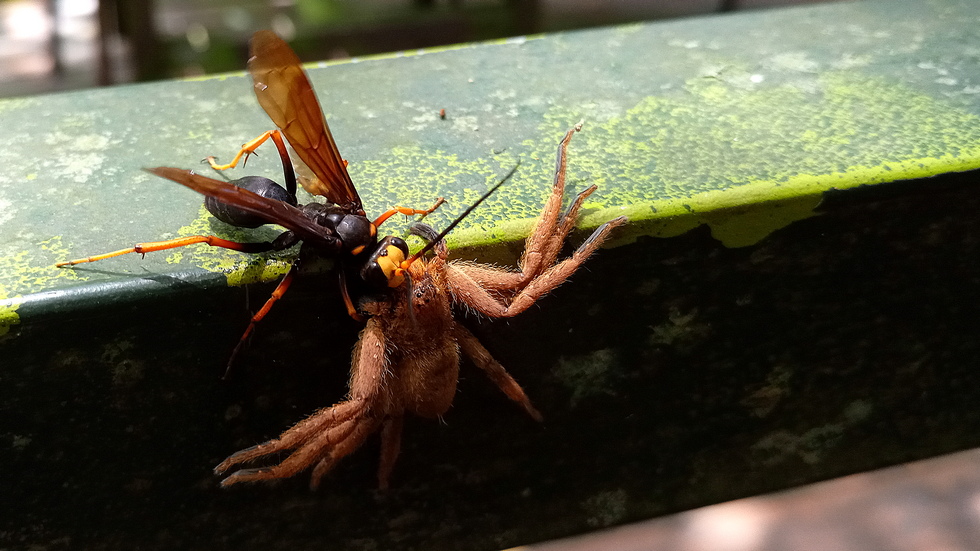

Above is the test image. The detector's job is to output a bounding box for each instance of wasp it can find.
[214,124,628,489]
[57,31,443,369]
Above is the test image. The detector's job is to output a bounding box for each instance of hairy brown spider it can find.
[215,125,628,489]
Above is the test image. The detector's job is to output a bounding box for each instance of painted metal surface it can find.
[5,1,980,549]
[3,0,980,332]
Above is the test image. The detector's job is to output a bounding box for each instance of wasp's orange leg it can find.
[55,235,280,267]
[206,129,297,195]
[338,269,366,322]
[372,197,446,227]
[207,129,280,170]
[222,260,299,378]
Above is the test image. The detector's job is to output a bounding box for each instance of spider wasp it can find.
[55,31,628,490]
[57,31,447,369]
[214,124,628,489]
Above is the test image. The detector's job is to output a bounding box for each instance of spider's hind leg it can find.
[454,324,542,421]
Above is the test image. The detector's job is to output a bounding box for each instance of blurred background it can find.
[0,0,838,99]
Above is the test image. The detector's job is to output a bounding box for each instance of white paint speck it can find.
[490,89,517,100]
[0,198,13,226]
[450,115,478,133]
[406,111,440,131]
[769,52,819,73]
[833,54,872,70]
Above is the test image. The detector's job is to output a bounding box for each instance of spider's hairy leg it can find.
[215,317,390,489]
[518,123,586,284]
[306,418,383,490]
[453,324,542,421]
[447,214,626,318]
[222,416,377,488]
[442,128,608,297]
[502,215,627,315]
[377,416,405,490]
[214,400,360,475]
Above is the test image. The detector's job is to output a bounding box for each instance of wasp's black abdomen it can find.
[205,175,297,228]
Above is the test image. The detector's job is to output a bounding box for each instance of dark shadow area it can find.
[3,168,980,549]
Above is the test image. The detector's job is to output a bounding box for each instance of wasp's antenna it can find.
[400,161,520,268]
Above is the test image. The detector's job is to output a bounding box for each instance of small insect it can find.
[57,31,443,369]
[214,124,628,489]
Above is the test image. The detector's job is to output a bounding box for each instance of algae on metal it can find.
[7,67,980,297]
[506,72,980,248]
[0,288,20,337]
[551,349,621,408]
[412,70,980,255]
[167,203,296,287]
[6,1,980,306]
[0,236,80,336]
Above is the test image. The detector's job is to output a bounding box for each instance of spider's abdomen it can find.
[390,336,460,419]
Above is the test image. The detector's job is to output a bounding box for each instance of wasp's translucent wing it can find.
[248,30,362,213]
[147,167,341,249]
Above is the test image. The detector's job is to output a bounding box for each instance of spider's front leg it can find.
[518,123,592,284]
[448,215,625,318]
[215,316,394,489]
[447,124,627,318]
